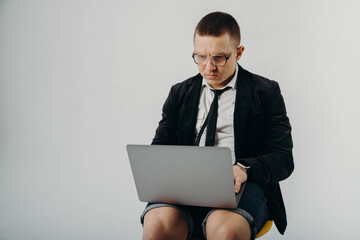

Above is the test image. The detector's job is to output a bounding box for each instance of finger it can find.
[234,177,241,193]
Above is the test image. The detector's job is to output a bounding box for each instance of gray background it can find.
[1,0,360,239]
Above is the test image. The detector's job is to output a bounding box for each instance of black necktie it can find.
[195,87,230,146]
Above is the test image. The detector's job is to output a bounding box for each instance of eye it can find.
[197,55,206,60]
[212,55,225,60]
[212,55,225,63]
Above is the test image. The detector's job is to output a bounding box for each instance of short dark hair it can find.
[194,12,241,47]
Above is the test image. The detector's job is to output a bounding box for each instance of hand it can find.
[233,165,248,194]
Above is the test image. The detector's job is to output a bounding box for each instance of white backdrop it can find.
[1,0,360,239]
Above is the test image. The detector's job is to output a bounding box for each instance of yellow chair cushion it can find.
[255,220,273,238]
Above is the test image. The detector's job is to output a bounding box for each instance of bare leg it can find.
[142,206,189,240]
[205,209,251,240]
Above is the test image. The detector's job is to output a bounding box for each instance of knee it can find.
[205,211,251,240]
[207,222,243,240]
[142,215,165,240]
[142,207,188,240]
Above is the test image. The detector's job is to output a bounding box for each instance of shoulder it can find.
[240,67,279,92]
[238,66,282,105]
[167,73,202,99]
[171,73,202,92]
[162,73,202,108]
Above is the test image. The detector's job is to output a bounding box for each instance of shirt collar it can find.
[202,64,238,90]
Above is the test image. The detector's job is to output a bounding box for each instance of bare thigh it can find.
[205,209,251,240]
[143,206,189,240]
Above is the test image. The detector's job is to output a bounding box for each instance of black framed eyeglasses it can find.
[192,53,231,66]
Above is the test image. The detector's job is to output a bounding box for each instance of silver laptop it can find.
[126,144,245,209]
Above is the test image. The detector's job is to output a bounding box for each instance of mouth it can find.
[205,74,218,79]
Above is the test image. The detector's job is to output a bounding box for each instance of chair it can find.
[255,220,273,238]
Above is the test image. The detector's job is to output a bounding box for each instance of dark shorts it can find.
[140,183,269,240]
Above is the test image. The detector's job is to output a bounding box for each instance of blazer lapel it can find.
[176,66,254,151]
[234,65,255,158]
[177,74,202,145]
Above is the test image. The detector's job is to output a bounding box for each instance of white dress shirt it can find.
[195,65,238,163]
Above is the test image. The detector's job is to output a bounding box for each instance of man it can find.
[141,12,294,240]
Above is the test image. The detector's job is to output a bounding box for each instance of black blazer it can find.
[151,65,294,234]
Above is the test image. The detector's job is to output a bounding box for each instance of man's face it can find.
[193,33,244,89]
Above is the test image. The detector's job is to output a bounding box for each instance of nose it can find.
[204,57,217,72]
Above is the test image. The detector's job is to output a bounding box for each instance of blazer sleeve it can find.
[151,85,179,145]
[237,82,294,186]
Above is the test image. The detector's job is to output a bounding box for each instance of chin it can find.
[205,76,221,82]
[206,80,223,89]
[205,79,218,85]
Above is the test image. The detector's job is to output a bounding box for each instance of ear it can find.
[236,46,245,61]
